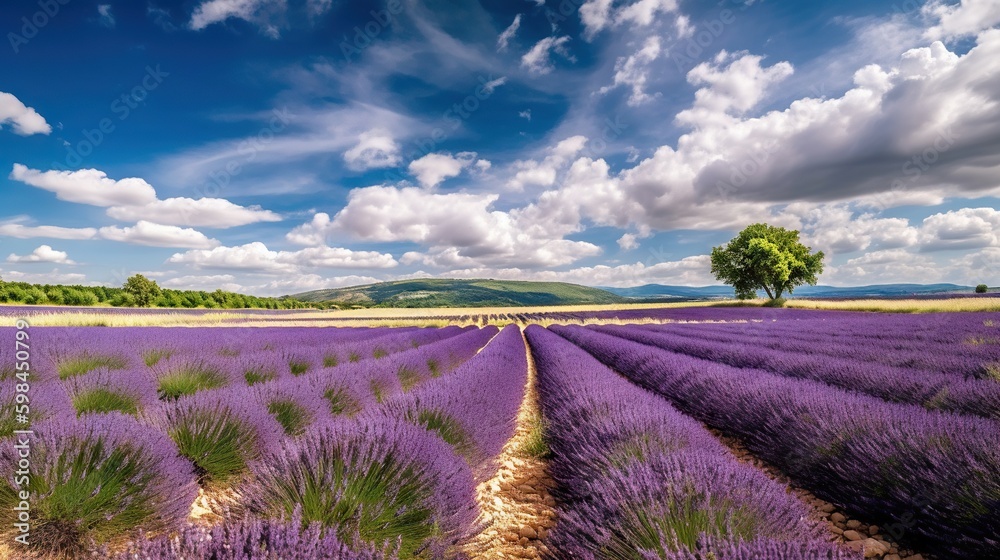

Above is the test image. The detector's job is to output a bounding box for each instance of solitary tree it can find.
[976,284,989,294]
[711,223,824,301]
[122,274,162,307]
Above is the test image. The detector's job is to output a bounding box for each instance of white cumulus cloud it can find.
[0,92,50,136]
[99,221,221,249]
[6,245,75,264]
[11,165,280,228]
[598,36,663,106]
[408,152,478,188]
[924,0,1000,40]
[168,241,398,273]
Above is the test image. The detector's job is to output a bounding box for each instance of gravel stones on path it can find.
[462,331,557,559]
[710,428,932,560]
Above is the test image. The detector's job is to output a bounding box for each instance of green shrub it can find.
[110,292,137,307]
[976,284,989,294]
[518,416,551,459]
[45,288,64,305]
[763,297,787,308]
[23,287,48,304]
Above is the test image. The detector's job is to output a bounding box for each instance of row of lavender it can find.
[525,326,857,559]
[0,325,528,558]
[552,324,1000,558]
[527,304,998,329]
[0,325,470,436]
[594,323,1000,420]
[647,316,1000,379]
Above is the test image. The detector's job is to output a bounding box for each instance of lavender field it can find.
[1,309,998,559]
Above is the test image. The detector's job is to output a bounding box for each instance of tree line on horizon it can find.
[0,274,322,310]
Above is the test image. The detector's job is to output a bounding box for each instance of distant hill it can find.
[290,279,626,307]
[603,283,974,300]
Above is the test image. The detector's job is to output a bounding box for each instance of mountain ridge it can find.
[289,278,626,307]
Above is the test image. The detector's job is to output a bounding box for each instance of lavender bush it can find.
[64,366,159,417]
[0,413,197,557]
[142,388,284,487]
[243,417,478,558]
[249,376,334,436]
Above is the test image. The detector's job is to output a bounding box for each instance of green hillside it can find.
[289,279,626,307]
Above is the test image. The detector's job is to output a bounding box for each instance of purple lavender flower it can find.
[0,378,73,437]
[115,513,394,560]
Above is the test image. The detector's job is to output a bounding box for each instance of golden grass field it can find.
[3,297,999,328]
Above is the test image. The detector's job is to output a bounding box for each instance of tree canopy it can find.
[122,274,162,307]
[710,223,825,301]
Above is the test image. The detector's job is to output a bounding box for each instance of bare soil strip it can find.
[189,487,227,526]
[708,428,932,560]
[461,329,557,559]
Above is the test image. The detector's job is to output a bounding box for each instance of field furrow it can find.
[462,329,557,559]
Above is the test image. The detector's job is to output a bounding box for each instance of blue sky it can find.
[1,0,999,295]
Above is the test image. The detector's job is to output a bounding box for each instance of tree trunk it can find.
[763,285,774,299]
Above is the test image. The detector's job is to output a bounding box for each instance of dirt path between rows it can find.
[461,329,557,559]
[708,428,932,560]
